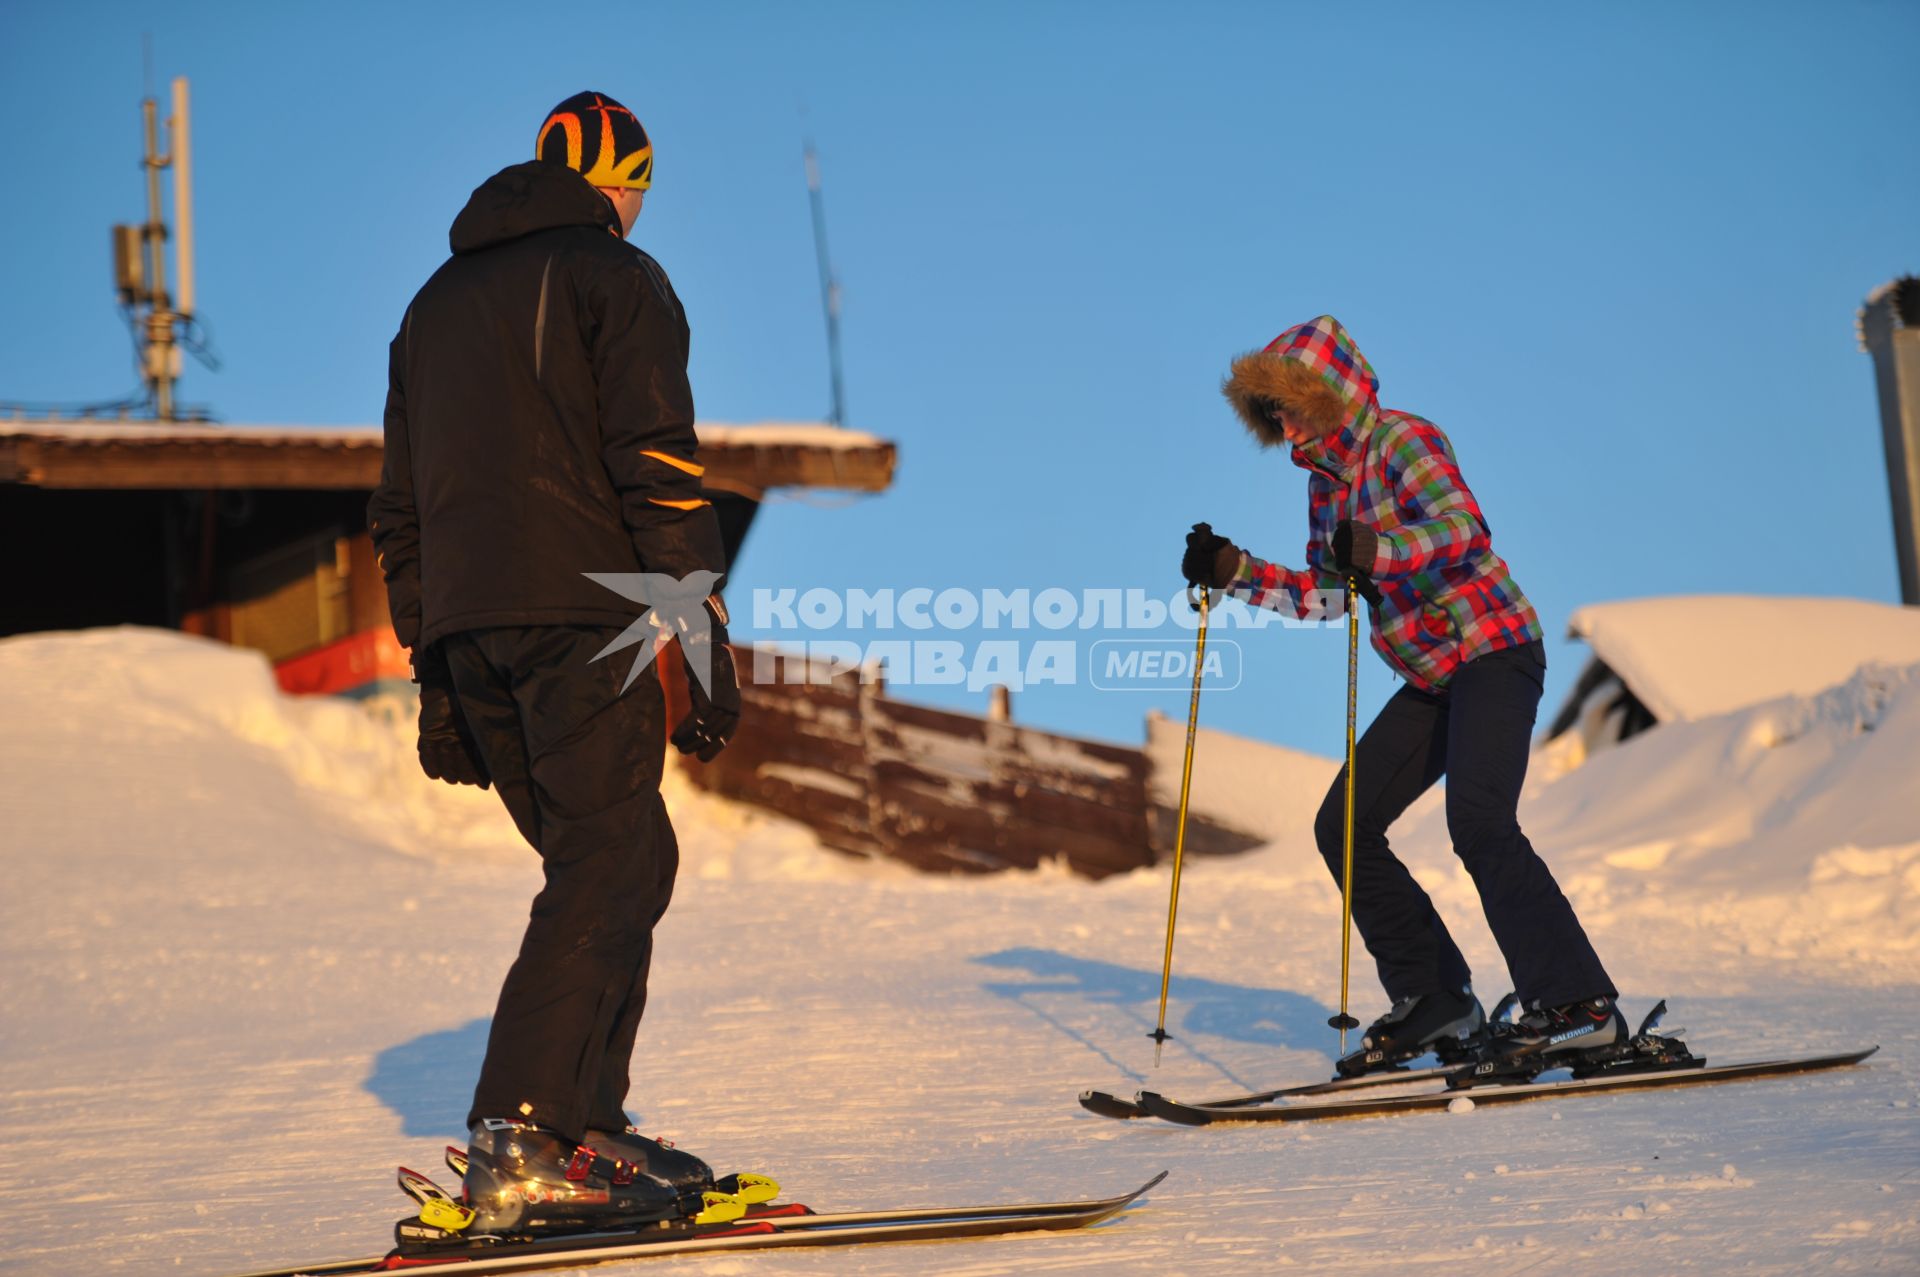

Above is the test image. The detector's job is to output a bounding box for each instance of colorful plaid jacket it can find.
[1220,316,1541,693]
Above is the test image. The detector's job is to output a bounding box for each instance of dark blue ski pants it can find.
[1313,641,1614,1010]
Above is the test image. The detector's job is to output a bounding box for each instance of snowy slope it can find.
[1,627,1916,1276]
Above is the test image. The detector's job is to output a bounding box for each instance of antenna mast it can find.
[803,139,846,428]
[113,61,197,420]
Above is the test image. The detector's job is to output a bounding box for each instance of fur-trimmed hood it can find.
[1222,316,1381,470]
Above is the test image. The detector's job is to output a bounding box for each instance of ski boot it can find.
[582,1125,715,1194]
[460,1117,712,1238]
[1562,998,1703,1080]
[582,1125,781,1205]
[1335,988,1486,1078]
[1452,994,1637,1088]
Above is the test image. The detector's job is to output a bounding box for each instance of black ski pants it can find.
[443,625,678,1143]
[1312,640,1613,1011]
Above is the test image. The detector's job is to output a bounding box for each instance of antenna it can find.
[803,138,846,429]
[172,77,195,320]
[110,57,206,421]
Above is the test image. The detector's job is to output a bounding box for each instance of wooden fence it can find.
[677,644,1263,878]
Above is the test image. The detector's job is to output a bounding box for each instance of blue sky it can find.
[3,1,1914,757]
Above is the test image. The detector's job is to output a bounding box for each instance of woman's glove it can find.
[1332,520,1379,576]
[1182,523,1243,589]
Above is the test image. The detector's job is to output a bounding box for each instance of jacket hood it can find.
[1221,315,1381,476]
[449,160,619,254]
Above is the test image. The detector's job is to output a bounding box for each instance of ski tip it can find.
[1809,1045,1879,1067]
[1136,1091,1210,1126]
[1139,1170,1170,1194]
[1078,1089,1147,1120]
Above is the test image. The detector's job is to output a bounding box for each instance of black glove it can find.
[413,645,490,788]
[671,595,741,762]
[1331,520,1385,607]
[1182,522,1243,589]
[1331,520,1379,575]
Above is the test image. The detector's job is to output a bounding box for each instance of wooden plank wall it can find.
[681,645,1157,878]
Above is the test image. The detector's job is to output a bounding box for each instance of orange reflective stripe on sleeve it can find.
[648,497,712,511]
[640,449,706,477]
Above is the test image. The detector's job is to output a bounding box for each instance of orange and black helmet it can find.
[536,91,653,190]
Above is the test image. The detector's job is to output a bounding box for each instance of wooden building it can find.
[0,418,896,693]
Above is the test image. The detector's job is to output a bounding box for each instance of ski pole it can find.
[1149,583,1210,1066]
[1327,573,1362,1052]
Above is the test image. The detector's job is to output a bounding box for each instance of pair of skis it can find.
[1080,1057,1466,1120]
[1082,1048,1878,1126]
[226,1168,1167,1277]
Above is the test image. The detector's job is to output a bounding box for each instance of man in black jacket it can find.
[369,90,740,1232]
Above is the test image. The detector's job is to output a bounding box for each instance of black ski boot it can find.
[582,1125,716,1194]
[1335,988,1486,1077]
[461,1117,696,1237]
[1454,995,1629,1087]
[582,1126,779,1205]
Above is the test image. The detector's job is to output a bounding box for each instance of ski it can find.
[1079,1059,1465,1119]
[221,1171,1167,1277]
[1080,991,1529,1118]
[1137,1047,1878,1125]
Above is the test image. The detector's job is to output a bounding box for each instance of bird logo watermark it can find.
[582,570,727,692]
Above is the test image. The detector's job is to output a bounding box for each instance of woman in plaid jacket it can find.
[1184,315,1621,1073]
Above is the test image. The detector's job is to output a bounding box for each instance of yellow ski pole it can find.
[1327,574,1362,1052]
[1149,583,1210,1066]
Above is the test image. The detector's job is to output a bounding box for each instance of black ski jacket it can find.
[369,160,724,651]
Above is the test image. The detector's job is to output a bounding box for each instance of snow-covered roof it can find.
[0,418,885,447]
[0,420,378,442]
[1566,594,1920,723]
[0,419,896,493]
[690,421,888,450]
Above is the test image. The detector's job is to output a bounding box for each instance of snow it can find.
[3,626,1918,1275]
[1565,595,1920,723]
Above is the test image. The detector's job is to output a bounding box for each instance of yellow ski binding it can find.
[399,1166,476,1233]
[692,1191,749,1226]
[419,1197,476,1232]
[721,1172,780,1205]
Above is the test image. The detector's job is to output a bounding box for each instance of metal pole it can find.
[140,90,177,419]
[1327,575,1362,1051]
[803,141,845,429]
[1148,586,1210,1066]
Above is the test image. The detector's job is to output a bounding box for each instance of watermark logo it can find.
[580,581,1342,694]
[1089,639,1243,692]
[582,570,725,692]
